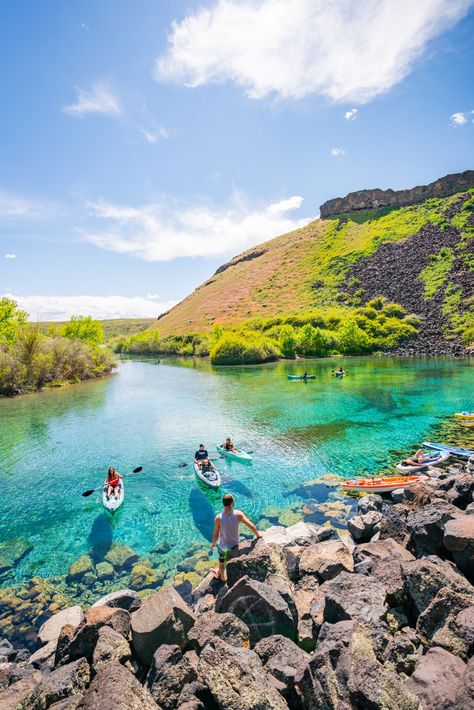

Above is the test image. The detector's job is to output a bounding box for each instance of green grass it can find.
[419,248,455,299]
[39,318,155,343]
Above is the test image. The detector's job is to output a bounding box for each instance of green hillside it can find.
[40,318,155,342]
[115,188,473,362]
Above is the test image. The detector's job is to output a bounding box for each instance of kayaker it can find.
[303,371,308,379]
[221,437,237,452]
[194,443,209,467]
[335,366,345,376]
[210,494,262,582]
[105,467,122,500]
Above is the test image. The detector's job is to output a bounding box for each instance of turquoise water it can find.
[0,356,473,587]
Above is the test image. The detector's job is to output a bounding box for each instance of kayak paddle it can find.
[82,466,142,497]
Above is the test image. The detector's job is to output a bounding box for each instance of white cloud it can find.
[4,254,16,259]
[0,190,57,220]
[81,193,310,262]
[63,82,121,118]
[156,0,473,103]
[140,125,170,143]
[345,108,358,120]
[1,293,176,321]
[330,147,346,157]
[450,110,474,126]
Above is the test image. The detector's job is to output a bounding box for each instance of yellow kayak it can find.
[454,412,474,420]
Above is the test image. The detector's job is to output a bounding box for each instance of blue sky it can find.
[1,0,473,320]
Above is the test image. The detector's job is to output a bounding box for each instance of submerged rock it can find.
[67,555,94,584]
[104,544,139,570]
[0,537,33,582]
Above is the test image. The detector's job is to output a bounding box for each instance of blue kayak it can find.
[288,375,316,380]
[423,442,474,459]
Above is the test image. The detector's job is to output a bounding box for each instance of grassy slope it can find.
[39,318,156,342]
[152,191,473,338]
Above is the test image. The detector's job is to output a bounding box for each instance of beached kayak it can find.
[194,462,221,489]
[340,475,425,494]
[454,412,474,420]
[396,450,450,473]
[288,375,316,380]
[216,445,252,463]
[102,481,124,514]
[423,442,474,459]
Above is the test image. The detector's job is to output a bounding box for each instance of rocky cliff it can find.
[319,170,474,218]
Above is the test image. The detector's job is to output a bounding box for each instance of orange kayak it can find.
[340,475,425,494]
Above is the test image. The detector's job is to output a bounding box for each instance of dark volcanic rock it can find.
[449,655,474,709]
[406,646,466,710]
[219,576,296,644]
[406,501,460,557]
[187,611,250,652]
[443,515,474,583]
[90,590,141,614]
[402,556,473,617]
[323,572,387,625]
[146,644,196,710]
[254,634,310,703]
[76,660,159,710]
[347,511,383,543]
[67,607,131,663]
[298,540,353,581]
[91,626,132,672]
[416,586,474,659]
[197,637,288,710]
[40,658,90,708]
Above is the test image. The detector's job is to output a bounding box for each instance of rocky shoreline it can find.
[1,456,473,709]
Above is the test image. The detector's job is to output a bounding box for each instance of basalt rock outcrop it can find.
[319,169,474,218]
[1,457,473,709]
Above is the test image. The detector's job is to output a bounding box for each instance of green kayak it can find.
[216,445,253,463]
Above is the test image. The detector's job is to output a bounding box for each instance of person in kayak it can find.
[221,437,237,452]
[402,449,431,466]
[195,443,215,473]
[210,494,262,582]
[105,467,122,500]
[303,371,308,379]
[335,366,345,376]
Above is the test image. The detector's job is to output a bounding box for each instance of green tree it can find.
[278,325,297,358]
[61,315,104,345]
[338,319,371,354]
[0,297,28,344]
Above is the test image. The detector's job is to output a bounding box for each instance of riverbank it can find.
[1,455,473,709]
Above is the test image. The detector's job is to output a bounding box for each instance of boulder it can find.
[66,555,94,584]
[357,494,383,514]
[450,655,474,709]
[0,671,43,710]
[262,522,335,547]
[455,606,474,658]
[406,647,466,710]
[95,562,114,581]
[92,626,132,672]
[225,539,290,589]
[294,620,419,710]
[446,473,474,509]
[443,515,474,583]
[39,658,90,708]
[382,628,420,675]
[378,504,410,546]
[197,637,288,710]
[406,501,460,557]
[49,697,84,710]
[402,556,473,617]
[299,539,353,581]
[323,572,387,625]
[131,587,195,666]
[29,639,57,669]
[0,661,34,692]
[354,539,415,607]
[104,544,139,570]
[91,589,141,613]
[76,660,159,710]
[218,576,296,644]
[37,606,84,648]
[347,511,383,543]
[55,625,77,667]
[187,611,250,652]
[353,537,415,567]
[391,488,405,504]
[192,572,223,605]
[254,634,310,704]
[146,645,197,710]
[466,501,474,515]
[416,586,474,659]
[67,607,131,663]
[293,576,324,651]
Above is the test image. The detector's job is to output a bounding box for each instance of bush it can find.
[210,333,280,365]
[297,325,336,357]
[60,315,104,345]
[338,319,372,354]
[278,325,297,358]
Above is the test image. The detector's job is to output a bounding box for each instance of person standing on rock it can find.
[210,493,262,582]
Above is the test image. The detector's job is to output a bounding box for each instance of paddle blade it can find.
[82,489,95,497]
[133,466,143,473]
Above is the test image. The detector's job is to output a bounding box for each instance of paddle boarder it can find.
[210,494,262,582]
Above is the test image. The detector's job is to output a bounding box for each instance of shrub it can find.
[338,319,372,354]
[278,325,297,358]
[61,315,104,345]
[210,333,280,365]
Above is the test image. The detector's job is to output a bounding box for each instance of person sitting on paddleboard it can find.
[105,467,122,500]
[221,437,237,452]
[195,443,211,470]
[403,449,431,466]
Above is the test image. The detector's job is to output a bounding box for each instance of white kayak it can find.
[102,481,124,513]
[396,450,450,473]
[216,445,253,463]
[423,442,474,459]
[194,462,221,489]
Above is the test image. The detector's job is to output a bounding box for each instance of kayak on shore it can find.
[423,442,474,459]
[216,445,252,463]
[340,475,425,494]
[396,450,450,472]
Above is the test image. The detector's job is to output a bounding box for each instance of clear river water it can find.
[0,356,473,591]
